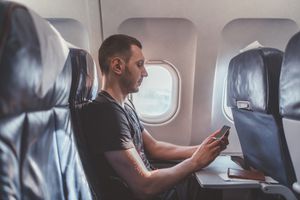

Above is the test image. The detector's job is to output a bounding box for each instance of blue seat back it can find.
[227,48,296,188]
[280,31,300,194]
[0,1,95,199]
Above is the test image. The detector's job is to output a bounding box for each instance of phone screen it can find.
[214,125,230,139]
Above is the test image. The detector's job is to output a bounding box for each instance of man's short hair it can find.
[98,34,142,75]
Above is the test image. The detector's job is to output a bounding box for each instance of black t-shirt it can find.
[81,91,152,199]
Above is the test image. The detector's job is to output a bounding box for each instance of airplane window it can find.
[222,78,233,121]
[132,60,180,124]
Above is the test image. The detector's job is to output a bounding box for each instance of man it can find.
[82,34,228,200]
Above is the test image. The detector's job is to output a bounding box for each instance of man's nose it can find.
[142,67,148,77]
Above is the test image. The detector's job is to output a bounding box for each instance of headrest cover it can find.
[0,3,69,117]
[280,32,300,120]
[227,48,283,114]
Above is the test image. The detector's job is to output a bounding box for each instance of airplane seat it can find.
[68,47,100,199]
[47,13,101,200]
[280,31,300,195]
[0,1,94,199]
[227,48,296,190]
[73,69,134,198]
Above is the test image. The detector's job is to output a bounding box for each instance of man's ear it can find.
[111,57,124,75]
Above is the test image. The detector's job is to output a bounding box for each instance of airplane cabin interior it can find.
[0,0,300,199]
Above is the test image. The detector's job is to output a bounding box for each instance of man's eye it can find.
[137,61,144,67]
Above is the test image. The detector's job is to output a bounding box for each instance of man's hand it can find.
[211,128,229,151]
[191,130,229,171]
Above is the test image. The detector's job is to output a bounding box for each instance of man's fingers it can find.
[208,138,222,147]
[210,129,221,137]
[209,139,228,152]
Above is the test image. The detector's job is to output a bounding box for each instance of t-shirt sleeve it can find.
[84,102,134,154]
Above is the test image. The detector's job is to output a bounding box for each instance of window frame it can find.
[222,77,234,122]
[131,60,181,125]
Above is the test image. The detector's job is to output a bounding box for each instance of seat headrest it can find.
[227,48,283,114]
[0,2,70,117]
[280,32,300,120]
[69,48,98,105]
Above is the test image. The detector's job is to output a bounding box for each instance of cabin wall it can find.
[119,18,197,145]
[100,0,300,151]
[11,0,300,152]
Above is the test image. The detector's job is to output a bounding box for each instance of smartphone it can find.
[214,125,230,140]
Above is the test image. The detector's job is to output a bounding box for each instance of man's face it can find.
[120,45,147,93]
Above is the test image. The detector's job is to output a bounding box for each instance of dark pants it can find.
[104,174,222,200]
[157,174,222,200]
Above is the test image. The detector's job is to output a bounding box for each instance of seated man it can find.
[82,34,228,200]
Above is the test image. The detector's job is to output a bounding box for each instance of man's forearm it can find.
[143,129,198,161]
[106,138,222,200]
[149,140,198,160]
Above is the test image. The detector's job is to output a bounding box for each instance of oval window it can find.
[132,60,180,124]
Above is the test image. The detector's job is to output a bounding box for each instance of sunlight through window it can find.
[132,61,180,124]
